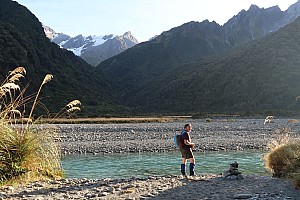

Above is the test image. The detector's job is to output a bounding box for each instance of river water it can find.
[61,150,268,179]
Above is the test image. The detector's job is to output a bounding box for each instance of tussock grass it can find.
[0,67,80,185]
[0,124,63,184]
[265,143,300,176]
[264,127,300,188]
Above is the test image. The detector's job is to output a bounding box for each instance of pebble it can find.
[233,194,253,199]
[85,193,97,198]
[99,192,110,196]
[8,186,14,192]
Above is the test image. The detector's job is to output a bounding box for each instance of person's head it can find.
[184,123,192,132]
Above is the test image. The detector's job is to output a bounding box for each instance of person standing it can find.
[179,123,195,176]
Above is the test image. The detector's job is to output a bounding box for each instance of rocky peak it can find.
[102,34,114,40]
[86,35,93,40]
[174,20,222,35]
[285,0,300,19]
[121,31,139,43]
[248,4,260,12]
[288,0,300,9]
[223,4,284,46]
[266,5,281,13]
[52,33,71,45]
[63,34,85,49]
[42,24,57,40]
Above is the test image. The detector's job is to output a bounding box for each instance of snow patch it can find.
[59,40,68,46]
[92,35,116,47]
[69,46,84,56]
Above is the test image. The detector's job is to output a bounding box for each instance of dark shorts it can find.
[180,148,194,159]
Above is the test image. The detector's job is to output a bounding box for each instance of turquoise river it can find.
[61,150,268,179]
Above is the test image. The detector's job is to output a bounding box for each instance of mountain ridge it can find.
[121,16,300,114]
[43,25,139,66]
[97,1,300,114]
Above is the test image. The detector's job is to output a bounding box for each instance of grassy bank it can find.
[32,116,191,124]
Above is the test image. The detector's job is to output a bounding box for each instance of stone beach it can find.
[3,118,300,199]
[54,118,300,154]
[2,175,300,199]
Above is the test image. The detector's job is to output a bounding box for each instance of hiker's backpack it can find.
[174,131,185,148]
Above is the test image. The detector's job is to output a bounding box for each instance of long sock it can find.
[190,163,195,176]
[181,164,186,175]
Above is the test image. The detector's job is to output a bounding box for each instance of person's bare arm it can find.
[184,139,195,148]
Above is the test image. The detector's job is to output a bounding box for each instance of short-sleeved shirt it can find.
[180,131,191,150]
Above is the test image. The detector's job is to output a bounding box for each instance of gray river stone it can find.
[233,193,253,199]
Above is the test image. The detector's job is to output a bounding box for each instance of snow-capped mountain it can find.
[43,25,58,40]
[43,25,139,66]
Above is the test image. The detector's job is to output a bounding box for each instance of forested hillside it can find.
[0,0,125,116]
[124,17,300,114]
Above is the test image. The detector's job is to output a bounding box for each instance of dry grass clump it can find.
[264,127,300,188]
[264,115,274,125]
[287,119,299,124]
[265,142,300,176]
[265,143,300,188]
[0,67,80,185]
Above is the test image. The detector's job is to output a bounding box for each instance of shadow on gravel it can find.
[147,175,300,200]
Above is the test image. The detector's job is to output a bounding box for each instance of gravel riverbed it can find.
[3,118,300,199]
[2,175,300,199]
[53,118,300,154]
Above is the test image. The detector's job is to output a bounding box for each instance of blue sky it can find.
[15,0,298,42]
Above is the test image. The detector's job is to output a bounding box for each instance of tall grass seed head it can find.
[42,74,53,85]
[10,67,26,76]
[66,100,81,108]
